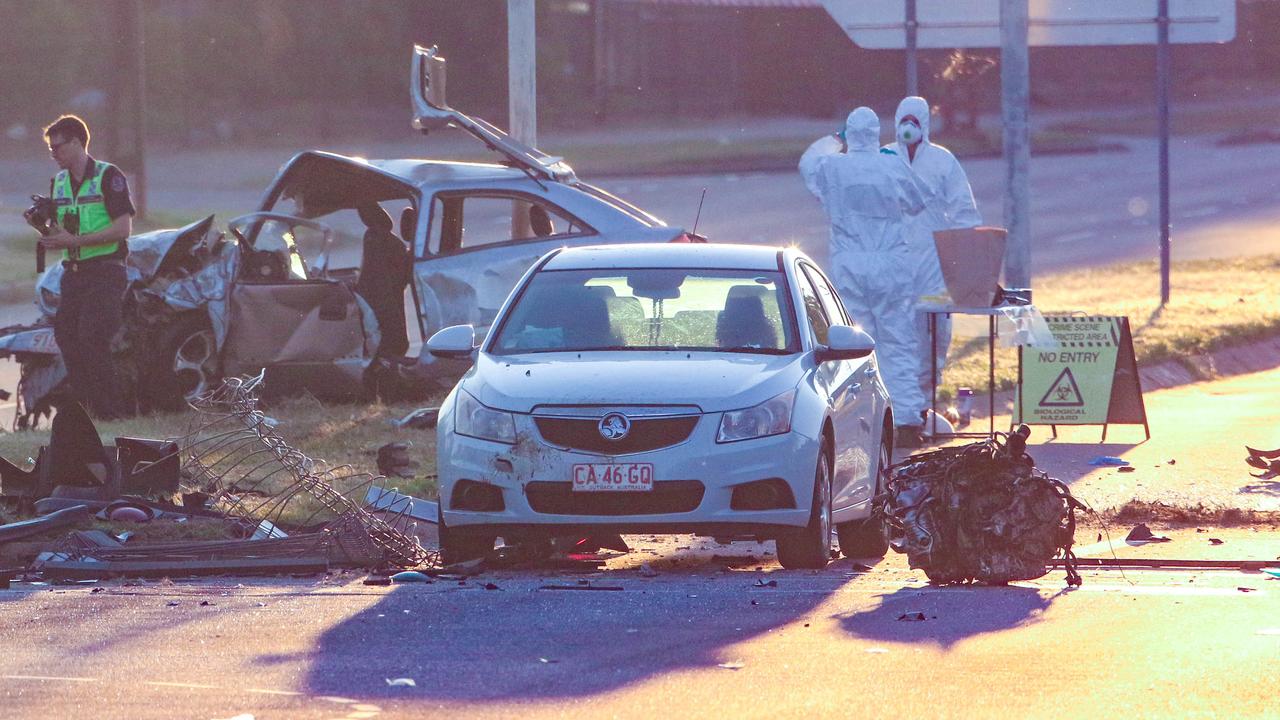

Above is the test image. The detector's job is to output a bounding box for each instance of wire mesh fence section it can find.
[176,374,435,567]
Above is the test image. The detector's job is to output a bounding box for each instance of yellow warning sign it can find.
[1019,316,1120,424]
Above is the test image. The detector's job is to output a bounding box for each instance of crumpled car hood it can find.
[464,351,803,414]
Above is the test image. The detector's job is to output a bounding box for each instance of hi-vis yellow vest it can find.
[51,161,120,261]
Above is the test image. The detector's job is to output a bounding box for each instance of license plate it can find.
[572,463,654,492]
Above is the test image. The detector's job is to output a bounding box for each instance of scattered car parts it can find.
[881,425,1087,586]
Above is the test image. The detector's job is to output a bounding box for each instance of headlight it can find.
[455,390,516,444]
[717,389,796,443]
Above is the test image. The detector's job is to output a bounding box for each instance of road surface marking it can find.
[145,681,222,690]
[1053,231,1096,244]
[245,688,303,696]
[2,674,97,682]
[1182,205,1221,218]
[319,695,360,704]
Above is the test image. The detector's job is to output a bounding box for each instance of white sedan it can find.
[429,243,895,569]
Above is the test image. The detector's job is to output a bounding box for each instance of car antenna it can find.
[691,187,708,236]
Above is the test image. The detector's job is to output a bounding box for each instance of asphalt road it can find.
[599,135,1280,275]
[2,532,1278,720]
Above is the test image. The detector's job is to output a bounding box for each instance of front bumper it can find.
[438,412,820,535]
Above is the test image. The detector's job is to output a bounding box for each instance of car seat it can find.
[717,285,777,349]
[521,286,619,349]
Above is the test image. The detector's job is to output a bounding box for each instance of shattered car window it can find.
[490,268,797,355]
[252,219,310,280]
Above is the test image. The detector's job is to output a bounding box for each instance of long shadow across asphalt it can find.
[836,584,1067,650]
[295,547,854,703]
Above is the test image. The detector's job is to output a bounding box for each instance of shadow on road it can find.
[1015,441,1142,488]
[836,585,1066,649]
[1239,478,1280,497]
[295,552,855,703]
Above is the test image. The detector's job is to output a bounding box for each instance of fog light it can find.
[451,480,505,512]
[730,479,795,511]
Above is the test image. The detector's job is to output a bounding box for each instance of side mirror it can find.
[815,324,875,363]
[426,324,476,359]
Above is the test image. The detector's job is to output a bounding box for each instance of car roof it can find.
[542,243,796,272]
[367,157,530,186]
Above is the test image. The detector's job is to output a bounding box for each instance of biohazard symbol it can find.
[1039,367,1084,407]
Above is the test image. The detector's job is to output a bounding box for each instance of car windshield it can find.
[489,268,797,355]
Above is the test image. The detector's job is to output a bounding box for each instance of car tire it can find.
[437,502,496,566]
[776,439,833,570]
[143,314,221,411]
[837,430,891,559]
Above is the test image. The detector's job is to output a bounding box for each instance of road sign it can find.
[821,0,1236,49]
[1017,315,1148,439]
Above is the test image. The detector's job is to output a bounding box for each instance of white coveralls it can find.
[799,107,940,429]
[884,96,983,400]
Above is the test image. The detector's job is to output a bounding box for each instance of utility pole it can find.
[508,0,536,238]
[905,0,918,96]
[132,0,147,219]
[1000,0,1030,288]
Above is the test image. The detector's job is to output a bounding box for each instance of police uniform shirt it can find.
[50,155,137,223]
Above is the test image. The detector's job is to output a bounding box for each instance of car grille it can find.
[534,416,699,454]
[526,481,705,515]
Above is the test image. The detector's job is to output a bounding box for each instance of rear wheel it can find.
[776,439,833,570]
[837,430,891,558]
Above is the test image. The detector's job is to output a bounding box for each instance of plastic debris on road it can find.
[1088,456,1130,467]
[385,678,417,687]
[1125,524,1172,543]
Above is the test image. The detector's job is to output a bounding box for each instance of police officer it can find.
[39,115,135,419]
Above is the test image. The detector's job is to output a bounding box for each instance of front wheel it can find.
[150,314,220,409]
[837,430,891,559]
[437,502,496,566]
[776,439,833,570]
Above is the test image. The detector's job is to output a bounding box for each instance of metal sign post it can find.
[1157,0,1172,305]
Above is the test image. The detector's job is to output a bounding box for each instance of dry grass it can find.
[0,392,447,503]
[1100,499,1280,528]
[938,255,1280,402]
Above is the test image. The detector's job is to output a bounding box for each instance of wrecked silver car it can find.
[0,45,688,427]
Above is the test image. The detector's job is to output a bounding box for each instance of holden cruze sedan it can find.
[429,243,894,569]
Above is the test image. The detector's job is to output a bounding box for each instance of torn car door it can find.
[220,214,371,399]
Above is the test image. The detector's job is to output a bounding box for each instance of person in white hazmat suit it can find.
[884,96,983,409]
[799,107,945,447]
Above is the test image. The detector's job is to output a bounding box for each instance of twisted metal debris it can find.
[176,374,435,568]
[880,426,1087,586]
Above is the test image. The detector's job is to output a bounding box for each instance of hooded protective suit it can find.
[799,107,939,429]
[885,96,982,399]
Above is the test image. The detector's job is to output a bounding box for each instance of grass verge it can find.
[1099,500,1280,529]
[0,393,446,505]
[938,254,1280,403]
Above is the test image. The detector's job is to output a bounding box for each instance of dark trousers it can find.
[53,260,128,419]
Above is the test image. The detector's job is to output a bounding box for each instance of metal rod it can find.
[1157,0,1172,305]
